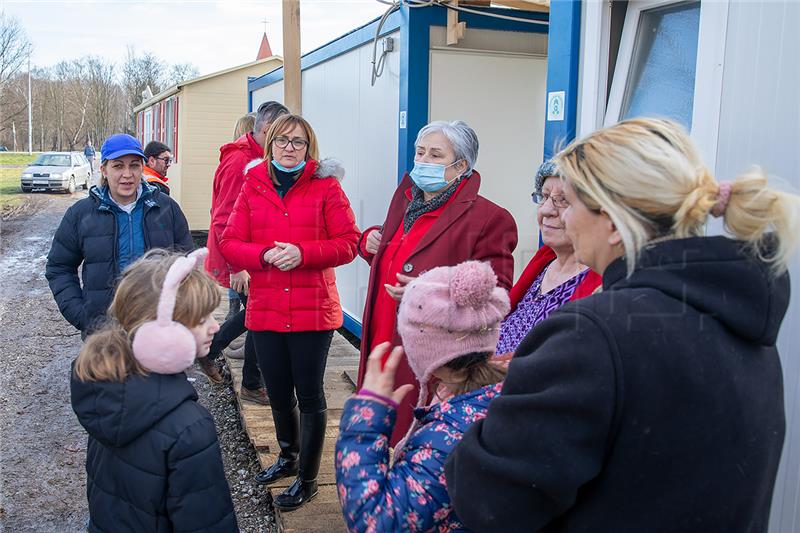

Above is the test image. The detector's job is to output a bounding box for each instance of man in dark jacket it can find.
[445,237,788,532]
[199,101,288,403]
[71,369,238,532]
[143,140,172,195]
[46,134,193,335]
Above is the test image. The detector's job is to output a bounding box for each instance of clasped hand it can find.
[263,241,302,271]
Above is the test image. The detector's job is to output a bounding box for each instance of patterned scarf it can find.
[403,175,465,233]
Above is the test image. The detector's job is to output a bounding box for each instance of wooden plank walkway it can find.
[225,332,359,533]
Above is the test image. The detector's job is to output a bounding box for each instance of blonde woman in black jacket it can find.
[446,118,800,533]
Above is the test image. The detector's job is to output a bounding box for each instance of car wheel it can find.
[21,186,32,193]
[67,176,76,194]
[82,177,89,190]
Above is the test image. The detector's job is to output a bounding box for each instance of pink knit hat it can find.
[397,260,510,403]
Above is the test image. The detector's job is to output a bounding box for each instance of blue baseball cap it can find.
[101,134,146,162]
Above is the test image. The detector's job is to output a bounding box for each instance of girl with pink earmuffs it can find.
[70,249,238,533]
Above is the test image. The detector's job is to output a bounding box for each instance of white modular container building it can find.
[249,4,550,337]
[250,1,799,529]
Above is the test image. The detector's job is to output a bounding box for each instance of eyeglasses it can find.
[531,192,570,208]
[273,136,309,150]
[156,156,173,165]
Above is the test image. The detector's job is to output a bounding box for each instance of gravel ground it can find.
[189,365,277,533]
[0,191,275,532]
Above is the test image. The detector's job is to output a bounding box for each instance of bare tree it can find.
[0,12,32,140]
[166,62,199,86]
[85,57,125,145]
[0,38,197,150]
[122,47,166,133]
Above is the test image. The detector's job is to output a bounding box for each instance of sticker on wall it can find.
[547,91,566,122]
[399,111,407,129]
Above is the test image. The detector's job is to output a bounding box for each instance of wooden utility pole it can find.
[282,0,302,114]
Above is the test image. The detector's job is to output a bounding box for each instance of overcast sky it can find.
[2,0,388,76]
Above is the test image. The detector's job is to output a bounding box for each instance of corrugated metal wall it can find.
[714,2,800,531]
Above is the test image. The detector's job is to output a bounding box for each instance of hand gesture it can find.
[359,343,414,405]
[365,229,383,255]
[229,270,250,295]
[384,273,415,302]
[266,241,302,271]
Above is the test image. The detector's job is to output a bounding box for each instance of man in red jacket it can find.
[201,101,289,403]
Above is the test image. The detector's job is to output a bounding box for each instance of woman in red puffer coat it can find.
[219,114,360,511]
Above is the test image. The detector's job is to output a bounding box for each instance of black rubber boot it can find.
[273,410,326,511]
[255,407,299,484]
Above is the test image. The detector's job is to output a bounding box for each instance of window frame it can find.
[578,0,729,174]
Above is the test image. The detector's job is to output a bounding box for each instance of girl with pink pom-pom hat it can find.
[334,260,509,532]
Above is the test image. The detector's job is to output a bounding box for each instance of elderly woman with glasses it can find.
[219,114,360,511]
[494,160,602,359]
[356,119,518,446]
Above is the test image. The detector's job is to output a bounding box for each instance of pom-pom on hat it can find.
[397,260,510,398]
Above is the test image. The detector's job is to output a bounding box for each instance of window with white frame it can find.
[606,0,701,128]
[580,0,729,169]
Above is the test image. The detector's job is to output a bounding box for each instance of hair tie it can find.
[710,181,733,218]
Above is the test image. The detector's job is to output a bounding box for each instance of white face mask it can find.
[409,160,463,192]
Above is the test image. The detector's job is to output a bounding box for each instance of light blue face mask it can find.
[409,160,462,193]
[271,159,307,173]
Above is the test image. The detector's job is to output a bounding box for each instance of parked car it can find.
[20,152,91,193]
[0,146,8,152]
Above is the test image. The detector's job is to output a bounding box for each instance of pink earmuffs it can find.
[131,248,208,374]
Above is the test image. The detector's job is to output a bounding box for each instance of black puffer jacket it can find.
[71,368,238,532]
[46,184,193,333]
[446,236,789,532]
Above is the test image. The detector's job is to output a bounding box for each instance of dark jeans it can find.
[208,292,262,391]
[251,330,333,413]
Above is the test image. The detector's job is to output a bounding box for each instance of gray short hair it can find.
[254,101,289,131]
[415,120,479,175]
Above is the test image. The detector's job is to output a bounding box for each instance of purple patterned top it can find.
[495,267,589,355]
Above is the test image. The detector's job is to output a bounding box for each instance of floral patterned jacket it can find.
[335,382,502,532]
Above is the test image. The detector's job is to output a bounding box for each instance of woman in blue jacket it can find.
[46,134,193,336]
[336,261,509,532]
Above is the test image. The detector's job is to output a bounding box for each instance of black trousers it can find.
[208,292,262,390]
[251,330,333,414]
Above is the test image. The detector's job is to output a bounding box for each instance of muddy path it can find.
[0,192,90,532]
[0,193,275,532]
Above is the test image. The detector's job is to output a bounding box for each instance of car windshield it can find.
[31,154,71,167]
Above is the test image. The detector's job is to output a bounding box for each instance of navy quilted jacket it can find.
[71,367,238,533]
[46,184,193,333]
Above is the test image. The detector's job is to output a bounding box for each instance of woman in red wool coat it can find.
[357,120,518,447]
[219,114,360,511]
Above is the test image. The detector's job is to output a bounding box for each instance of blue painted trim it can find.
[397,5,430,181]
[247,85,253,113]
[248,10,405,93]
[342,310,363,339]
[543,0,581,159]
